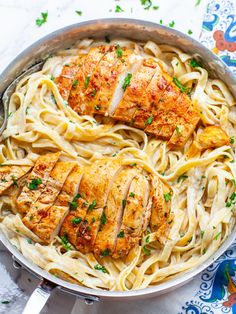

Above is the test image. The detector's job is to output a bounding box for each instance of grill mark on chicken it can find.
[57,45,200,148]
[22,161,75,231]
[16,152,60,215]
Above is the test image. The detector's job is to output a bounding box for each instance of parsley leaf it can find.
[195,0,201,6]
[116,45,123,58]
[122,73,132,91]
[173,77,190,94]
[122,199,127,208]
[176,125,181,134]
[61,234,72,251]
[94,264,108,273]
[129,192,135,198]
[72,79,78,87]
[1,300,10,304]
[164,192,171,202]
[169,21,175,28]
[11,175,18,187]
[88,200,97,211]
[100,211,107,225]
[69,193,81,210]
[115,5,124,13]
[230,136,235,144]
[75,10,82,16]
[94,105,101,111]
[214,231,222,240]
[145,115,153,125]
[117,230,125,238]
[140,0,152,10]
[143,245,151,256]
[188,29,193,35]
[189,58,202,68]
[200,230,205,238]
[71,217,82,224]
[28,178,42,190]
[36,11,48,27]
[101,248,110,257]
[84,76,90,88]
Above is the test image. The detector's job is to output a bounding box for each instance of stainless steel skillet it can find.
[0,19,236,314]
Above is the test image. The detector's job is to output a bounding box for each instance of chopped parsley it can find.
[75,10,82,16]
[61,234,72,251]
[140,0,152,10]
[84,75,90,88]
[51,94,56,104]
[36,11,48,27]
[189,58,202,68]
[1,300,10,304]
[91,217,95,223]
[27,238,33,244]
[11,175,18,187]
[94,105,101,111]
[94,264,108,273]
[122,73,132,91]
[91,90,97,97]
[7,112,13,119]
[130,163,137,166]
[176,125,181,134]
[25,106,30,115]
[202,248,207,255]
[160,19,163,25]
[214,231,222,240]
[226,192,236,208]
[230,136,235,144]
[195,0,201,6]
[100,212,107,225]
[169,21,175,28]
[143,245,151,256]
[116,45,123,58]
[72,79,78,87]
[177,174,188,183]
[146,235,150,243]
[153,6,159,10]
[117,230,125,238]
[28,178,42,190]
[145,115,153,125]
[200,230,205,238]
[101,248,110,257]
[71,217,82,224]
[188,29,193,35]
[69,193,81,210]
[1,178,7,182]
[50,75,55,82]
[105,36,111,43]
[88,200,97,211]
[122,199,127,208]
[129,192,135,198]
[173,77,190,94]
[115,5,124,13]
[164,192,171,202]
[232,179,236,186]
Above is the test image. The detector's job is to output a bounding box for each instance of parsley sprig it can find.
[36,12,48,27]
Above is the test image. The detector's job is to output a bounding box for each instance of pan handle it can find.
[22,279,56,314]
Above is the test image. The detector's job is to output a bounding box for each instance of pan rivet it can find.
[84,299,94,305]
[13,260,21,269]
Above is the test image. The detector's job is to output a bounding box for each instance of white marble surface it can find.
[0,0,208,313]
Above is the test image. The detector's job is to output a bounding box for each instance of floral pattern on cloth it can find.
[200,0,236,74]
[179,1,236,313]
[179,242,236,314]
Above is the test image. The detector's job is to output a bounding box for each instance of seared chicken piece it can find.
[113,172,150,258]
[56,62,79,101]
[198,125,230,149]
[68,46,109,114]
[33,164,83,242]
[76,158,123,253]
[22,161,75,230]
[16,152,60,215]
[113,58,159,122]
[0,165,31,196]
[57,45,200,148]
[149,175,172,242]
[81,46,135,116]
[94,166,137,257]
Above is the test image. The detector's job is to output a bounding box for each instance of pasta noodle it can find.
[0,38,235,291]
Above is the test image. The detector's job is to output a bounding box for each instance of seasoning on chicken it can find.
[198,125,230,149]
[16,152,61,215]
[56,45,200,148]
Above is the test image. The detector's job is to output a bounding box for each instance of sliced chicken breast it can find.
[113,171,150,258]
[22,161,75,230]
[0,165,31,196]
[33,164,83,242]
[112,58,159,122]
[56,62,79,101]
[16,152,61,215]
[68,46,109,114]
[149,175,172,242]
[76,158,123,253]
[94,166,137,257]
